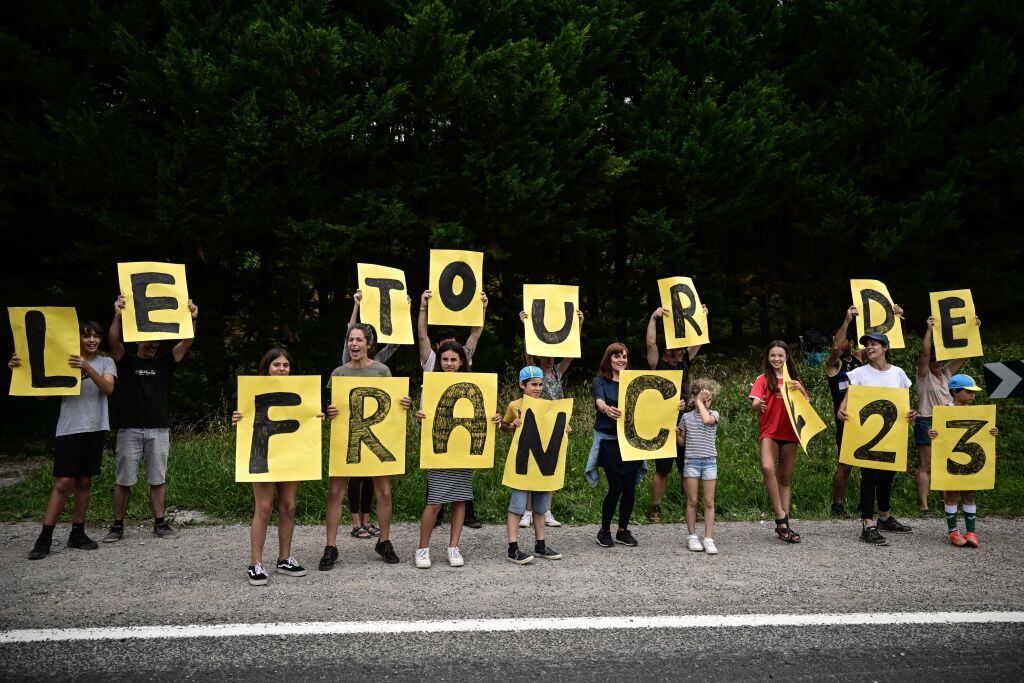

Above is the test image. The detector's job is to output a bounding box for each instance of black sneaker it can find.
[877,516,912,533]
[464,516,483,529]
[154,522,177,538]
[375,539,400,564]
[534,546,562,560]
[248,563,269,586]
[28,537,51,560]
[860,525,889,546]
[507,549,534,565]
[830,503,850,519]
[67,532,99,550]
[615,529,638,547]
[275,556,307,577]
[102,525,124,543]
[318,545,339,571]
[596,529,614,548]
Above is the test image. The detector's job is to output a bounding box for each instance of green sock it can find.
[963,505,977,533]
[945,505,958,532]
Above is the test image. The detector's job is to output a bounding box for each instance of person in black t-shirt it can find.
[103,294,198,542]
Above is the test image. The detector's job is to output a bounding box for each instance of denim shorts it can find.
[914,416,933,447]
[683,457,717,481]
[508,489,550,516]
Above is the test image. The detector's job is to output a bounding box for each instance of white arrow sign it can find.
[984,361,1024,399]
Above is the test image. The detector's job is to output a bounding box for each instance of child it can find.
[679,379,721,554]
[499,366,564,564]
[927,374,998,548]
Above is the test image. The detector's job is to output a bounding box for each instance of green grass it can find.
[2,343,1022,525]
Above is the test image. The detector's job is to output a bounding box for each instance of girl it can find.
[232,348,321,586]
[680,379,721,554]
[749,340,808,543]
[11,321,117,560]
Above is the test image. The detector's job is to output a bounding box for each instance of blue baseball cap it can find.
[859,332,890,347]
[519,366,543,382]
[948,374,983,392]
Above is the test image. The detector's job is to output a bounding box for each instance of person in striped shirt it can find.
[678,379,722,555]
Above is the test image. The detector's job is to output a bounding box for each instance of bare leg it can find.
[916,445,932,511]
[759,439,786,520]
[776,442,798,515]
[702,479,717,538]
[250,483,275,565]
[831,463,852,504]
[325,476,348,547]
[276,481,299,561]
[71,476,92,523]
[372,476,393,541]
[149,484,166,518]
[507,512,520,544]
[449,501,466,547]
[684,477,699,535]
[112,484,131,521]
[651,471,668,507]
[43,477,75,525]
[419,504,441,548]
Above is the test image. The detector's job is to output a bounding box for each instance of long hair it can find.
[763,340,800,395]
[258,347,293,375]
[348,323,377,355]
[598,342,629,380]
[433,340,469,372]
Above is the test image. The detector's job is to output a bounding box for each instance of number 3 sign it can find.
[930,405,997,491]
[839,386,911,472]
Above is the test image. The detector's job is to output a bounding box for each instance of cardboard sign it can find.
[427,249,484,326]
[8,307,80,396]
[419,372,498,469]
[838,385,910,472]
[930,404,996,491]
[501,395,573,492]
[617,370,683,462]
[929,289,982,361]
[118,262,194,342]
[780,364,827,454]
[657,276,710,349]
[850,279,904,349]
[523,284,581,358]
[235,376,322,482]
[328,376,409,477]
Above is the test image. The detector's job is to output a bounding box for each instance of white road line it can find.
[2,611,1022,644]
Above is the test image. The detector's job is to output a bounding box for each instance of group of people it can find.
[11,291,998,586]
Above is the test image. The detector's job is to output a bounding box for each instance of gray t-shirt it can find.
[327,361,392,388]
[56,355,117,437]
[679,409,719,460]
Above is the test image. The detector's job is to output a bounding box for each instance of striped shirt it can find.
[679,409,719,460]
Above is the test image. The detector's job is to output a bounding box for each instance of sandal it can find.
[774,516,801,543]
[365,523,379,537]
[350,526,371,539]
[647,505,662,523]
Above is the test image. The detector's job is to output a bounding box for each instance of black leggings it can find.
[348,477,373,515]
[859,468,895,521]
[601,469,637,531]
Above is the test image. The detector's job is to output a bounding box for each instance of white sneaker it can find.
[415,547,431,569]
[544,511,562,527]
[519,514,532,528]
[687,534,704,552]
[702,538,719,555]
[447,547,464,567]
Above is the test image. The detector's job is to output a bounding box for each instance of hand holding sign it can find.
[117,262,194,342]
[8,307,80,396]
[929,404,997,491]
[357,264,414,345]
[657,276,710,349]
[929,289,982,361]
[501,396,573,492]
[839,385,911,472]
[617,370,683,461]
[419,372,498,469]
[522,284,581,358]
[234,376,322,482]
[427,250,484,326]
[780,364,827,453]
[850,279,904,349]
[328,377,409,477]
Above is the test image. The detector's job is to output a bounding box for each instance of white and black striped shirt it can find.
[679,409,719,459]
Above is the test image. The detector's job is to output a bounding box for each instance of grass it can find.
[1,342,1022,526]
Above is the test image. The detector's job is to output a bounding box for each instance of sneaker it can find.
[67,532,98,550]
[275,556,306,577]
[102,525,124,543]
[534,546,562,560]
[415,548,432,569]
[544,511,562,527]
[687,534,703,552]
[615,529,638,547]
[28,537,51,560]
[464,517,483,529]
[647,505,662,523]
[248,563,269,586]
[948,530,968,547]
[830,503,850,519]
[507,549,534,565]
[447,547,465,567]
[876,516,912,533]
[318,545,339,571]
[519,514,532,528]
[154,522,177,538]
[702,538,719,555]
[596,529,614,548]
[860,525,889,546]
[375,539,400,564]
[964,532,980,548]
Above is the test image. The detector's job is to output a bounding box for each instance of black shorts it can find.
[54,431,107,478]
[655,448,686,475]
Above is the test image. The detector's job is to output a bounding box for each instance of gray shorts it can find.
[116,428,170,486]
[508,489,550,516]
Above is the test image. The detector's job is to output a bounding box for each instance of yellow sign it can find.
[781,364,827,454]
[328,376,409,477]
[657,276,710,349]
[427,249,484,326]
[929,289,982,362]
[420,372,497,469]
[839,385,910,472]
[523,284,581,358]
[356,264,414,345]
[850,279,904,349]
[501,395,573,491]
[117,262,194,342]
[930,404,996,491]
[235,376,322,482]
[8,307,81,396]
[617,370,683,462]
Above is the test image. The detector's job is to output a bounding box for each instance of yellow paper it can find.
[929,289,982,362]
[328,377,409,477]
[357,264,414,345]
[420,372,497,469]
[781,364,827,454]
[838,385,910,472]
[657,276,710,349]
[235,376,322,482]
[617,370,683,462]
[930,405,996,491]
[8,307,81,396]
[523,284,581,358]
[501,396,573,492]
[427,249,484,326]
[118,262,194,342]
[850,279,904,349]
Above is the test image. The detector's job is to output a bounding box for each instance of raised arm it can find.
[685,304,708,361]
[646,307,665,369]
[463,291,488,360]
[827,306,857,373]
[945,316,981,375]
[417,290,433,364]
[109,295,126,362]
[556,309,585,373]
[917,317,934,378]
[172,300,198,363]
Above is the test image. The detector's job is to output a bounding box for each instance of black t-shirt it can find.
[113,353,178,428]
[656,355,691,457]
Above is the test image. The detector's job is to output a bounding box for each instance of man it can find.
[103,294,198,541]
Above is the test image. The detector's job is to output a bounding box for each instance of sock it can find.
[70,522,85,535]
[113,519,124,528]
[963,504,977,533]
[535,539,546,553]
[508,542,518,556]
[877,514,890,522]
[39,524,55,542]
[944,504,958,532]
[154,516,165,527]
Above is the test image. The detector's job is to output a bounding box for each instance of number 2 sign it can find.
[839,385,911,472]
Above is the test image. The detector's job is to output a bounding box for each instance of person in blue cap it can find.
[927,374,998,548]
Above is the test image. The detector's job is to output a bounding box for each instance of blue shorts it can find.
[914,416,933,447]
[508,490,550,516]
[683,457,717,481]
